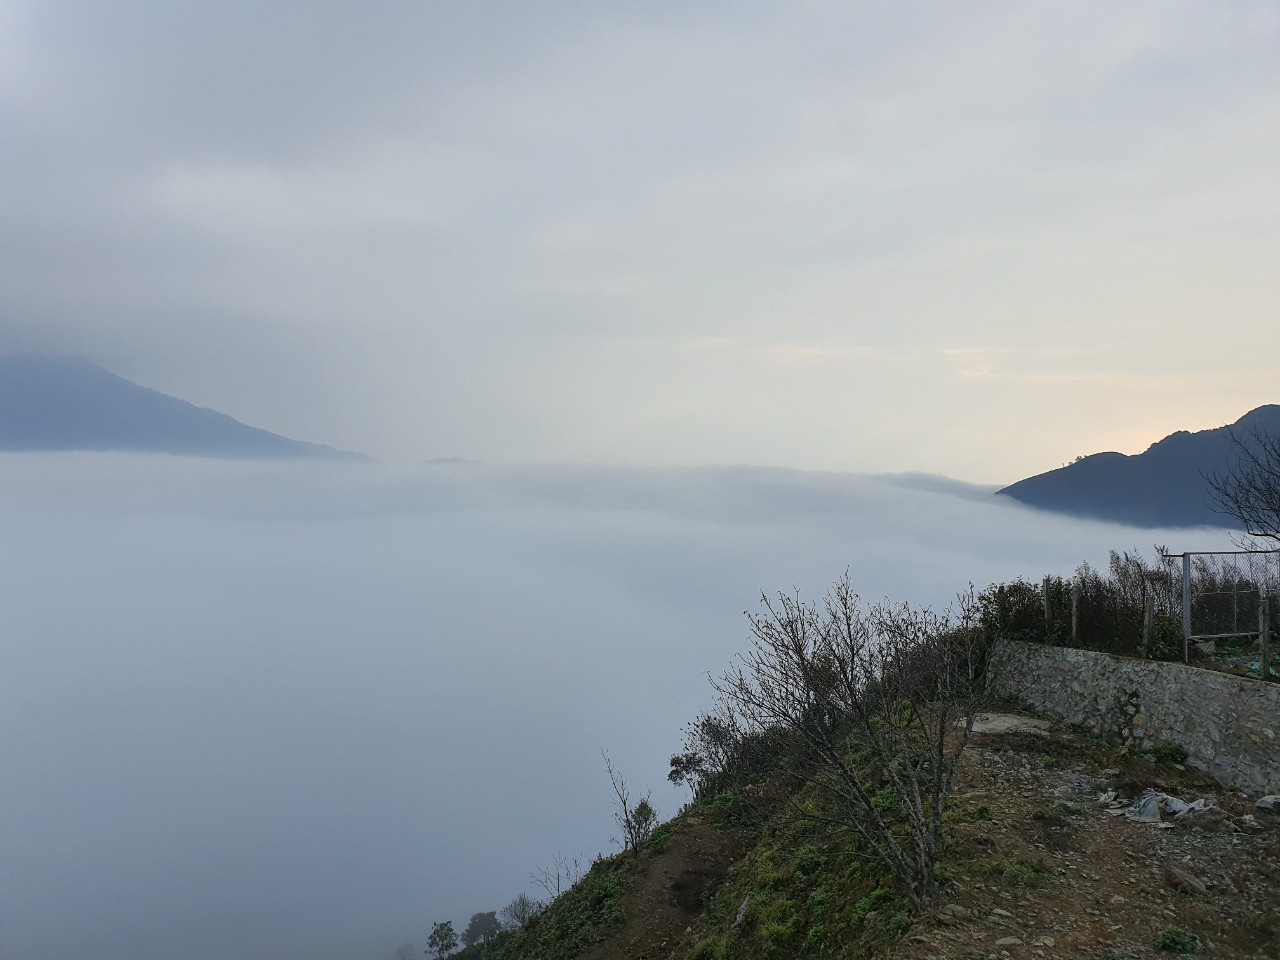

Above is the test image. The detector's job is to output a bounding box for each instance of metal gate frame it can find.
[1173,548,1277,675]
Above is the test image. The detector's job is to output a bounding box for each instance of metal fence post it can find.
[1182,553,1191,663]
[1262,596,1273,683]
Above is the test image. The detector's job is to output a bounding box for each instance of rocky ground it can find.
[888,716,1280,960]
[555,710,1279,960]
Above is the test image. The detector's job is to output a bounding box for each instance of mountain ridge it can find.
[996,405,1280,528]
[0,354,368,460]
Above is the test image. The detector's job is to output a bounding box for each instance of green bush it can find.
[705,791,738,812]
[851,888,894,923]
[689,937,728,960]
[498,858,627,959]
[793,844,823,878]
[802,924,828,951]
[1150,614,1183,660]
[646,822,676,853]
[804,888,831,917]
[978,578,1050,643]
[1156,927,1197,953]
[871,787,898,814]
[1149,743,1189,768]
[757,921,798,955]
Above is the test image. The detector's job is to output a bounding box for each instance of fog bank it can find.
[0,455,1237,960]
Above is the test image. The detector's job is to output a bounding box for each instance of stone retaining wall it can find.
[989,641,1280,795]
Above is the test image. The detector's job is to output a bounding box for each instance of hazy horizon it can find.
[3,2,1278,480]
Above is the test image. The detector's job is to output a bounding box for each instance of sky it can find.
[3,1,1279,481]
[0,455,1242,960]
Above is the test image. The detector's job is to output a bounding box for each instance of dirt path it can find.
[578,813,754,960]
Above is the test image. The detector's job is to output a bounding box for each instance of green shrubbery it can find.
[1156,927,1198,953]
[978,547,1280,661]
[1149,743,1189,767]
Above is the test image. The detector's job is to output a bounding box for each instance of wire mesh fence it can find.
[977,548,1278,680]
[1177,550,1280,643]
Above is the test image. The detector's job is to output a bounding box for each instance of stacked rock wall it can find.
[989,641,1280,795]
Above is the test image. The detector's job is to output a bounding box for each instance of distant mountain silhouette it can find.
[0,355,367,460]
[996,406,1280,528]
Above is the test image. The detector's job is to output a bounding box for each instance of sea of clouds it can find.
[0,455,1239,960]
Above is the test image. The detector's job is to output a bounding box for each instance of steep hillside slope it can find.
[484,714,1279,960]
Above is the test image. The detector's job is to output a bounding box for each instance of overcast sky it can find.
[3,1,1278,480]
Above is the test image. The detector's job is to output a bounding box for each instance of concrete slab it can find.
[969,712,1057,736]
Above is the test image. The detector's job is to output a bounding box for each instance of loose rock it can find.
[1164,865,1208,894]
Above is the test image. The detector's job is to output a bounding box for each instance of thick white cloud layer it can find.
[2,2,1278,478]
[0,454,1238,960]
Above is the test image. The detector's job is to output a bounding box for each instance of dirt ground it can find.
[577,811,752,960]
[888,720,1280,959]
[573,712,1278,960]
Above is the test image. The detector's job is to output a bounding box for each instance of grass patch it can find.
[978,859,1050,887]
[953,803,993,822]
[851,887,895,923]
[647,822,676,854]
[689,937,728,960]
[493,857,628,960]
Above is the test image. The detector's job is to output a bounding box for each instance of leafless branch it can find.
[1206,425,1280,543]
[602,750,657,852]
[530,851,585,901]
[707,574,995,910]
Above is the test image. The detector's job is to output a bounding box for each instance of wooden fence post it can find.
[1142,595,1154,659]
[1042,575,1051,640]
[1071,580,1080,648]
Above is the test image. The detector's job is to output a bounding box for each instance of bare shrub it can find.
[1207,425,1280,541]
[499,892,542,930]
[709,574,992,909]
[530,852,585,901]
[602,751,657,852]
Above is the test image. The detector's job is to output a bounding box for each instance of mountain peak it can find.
[996,407,1278,528]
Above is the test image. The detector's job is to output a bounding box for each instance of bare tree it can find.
[1206,425,1280,541]
[602,750,658,852]
[530,852,586,901]
[499,892,542,930]
[710,574,993,910]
